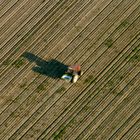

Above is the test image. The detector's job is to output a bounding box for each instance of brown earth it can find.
[0,0,140,140]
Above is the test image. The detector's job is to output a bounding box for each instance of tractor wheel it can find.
[72,75,79,83]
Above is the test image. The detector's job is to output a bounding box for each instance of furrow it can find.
[64,63,140,140]
[0,0,104,138]
[0,0,132,103]
[45,30,139,138]
[0,0,96,114]
[120,119,140,140]
[77,77,140,140]
[0,0,126,92]
[0,0,68,59]
[0,0,63,47]
[88,89,139,139]
[42,0,118,60]
[0,0,109,109]
[0,0,139,139]
[0,0,30,27]
[0,0,94,112]
[74,20,139,97]
[0,0,126,122]
[95,88,140,140]
[48,0,129,61]
[6,5,140,139]
[0,0,11,11]
[27,0,109,59]
[128,130,140,140]
[0,0,82,90]
[1,0,140,139]
[42,53,140,140]
[78,17,139,85]
[0,0,91,80]
[17,18,140,139]
[0,0,38,28]
[58,3,140,66]
[108,108,140,140]
[0,0,45,44]
[0,0,20,17]
[0,0,115,137]
[37,35,138,139]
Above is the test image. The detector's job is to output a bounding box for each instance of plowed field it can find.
[0,0,140,140]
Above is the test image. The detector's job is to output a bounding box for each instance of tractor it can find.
[61,65,83,83]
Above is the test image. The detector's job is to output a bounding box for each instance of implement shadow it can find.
[22,52,68,79]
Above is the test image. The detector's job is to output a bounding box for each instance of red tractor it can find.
[61,65,83,83]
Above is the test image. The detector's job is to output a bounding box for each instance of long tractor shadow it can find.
[22,52,68,79]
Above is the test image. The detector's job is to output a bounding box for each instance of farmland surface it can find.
[0,0,140,140]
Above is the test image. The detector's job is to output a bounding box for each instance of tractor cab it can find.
[61,65,83,83]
